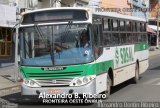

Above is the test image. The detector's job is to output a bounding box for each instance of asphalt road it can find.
[1,55,160,108]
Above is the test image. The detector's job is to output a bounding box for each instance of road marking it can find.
[155,82,160,85]
[142,78,160,85]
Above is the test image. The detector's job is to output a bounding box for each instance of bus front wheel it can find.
[132,63,139,84]
[106,74,111,99]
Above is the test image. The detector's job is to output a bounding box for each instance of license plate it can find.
[48,88,61,94]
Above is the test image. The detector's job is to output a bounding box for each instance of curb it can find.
[0,85,20,97]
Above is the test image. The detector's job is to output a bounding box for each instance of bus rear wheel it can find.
[132,63,139,84]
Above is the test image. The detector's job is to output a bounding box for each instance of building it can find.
[91,0,149,19]
[100,0,131,15]
[0,3,16,60]
[149,0,159,25]
[60,0,89,7]
[148,0,160,47]
[12,0,89,10]
[149,0,158,20]
[129,0,149,19]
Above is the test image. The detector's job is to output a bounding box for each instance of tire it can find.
[105,75,111,99]
[132,63,139,84]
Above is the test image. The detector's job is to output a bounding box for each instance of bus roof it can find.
[21,7,90,15]
[22,7,146,23]
[92,11,147,22]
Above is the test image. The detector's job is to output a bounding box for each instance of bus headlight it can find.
[83,77,88,83]
[76,79,82,86]
[23,79,40,88]
[70,75,95,86]
[24,80,29,85]
[30,80,35,86]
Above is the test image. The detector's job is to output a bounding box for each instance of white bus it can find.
[19,7,148,97]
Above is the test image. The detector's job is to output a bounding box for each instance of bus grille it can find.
[33,78,73,87]
[25,71,82,78]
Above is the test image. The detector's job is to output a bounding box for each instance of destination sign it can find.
[22,9,88,24]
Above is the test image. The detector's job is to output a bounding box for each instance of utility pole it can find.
[50,0,53,7]
[15,19,19,67]
[157,0,160,49]
[14,3,20,81]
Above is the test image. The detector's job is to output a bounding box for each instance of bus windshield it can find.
[20,24,94,66]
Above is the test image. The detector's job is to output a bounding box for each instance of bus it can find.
[19,7,148,97]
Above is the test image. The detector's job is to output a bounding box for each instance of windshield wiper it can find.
[63,21,72,38]
[59,21,73,51]
[34,24,48,47]
[50,22,73,66]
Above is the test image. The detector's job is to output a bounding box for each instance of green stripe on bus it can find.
[20,60,113,79]
[94,60,114,75]
[134,42,148,52]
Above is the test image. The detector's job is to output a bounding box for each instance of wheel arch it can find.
[107,67,114,86]
[136,59,140,73]
[136,59,139,67]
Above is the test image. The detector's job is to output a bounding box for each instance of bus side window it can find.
[112,19,118,31]
[126,21,131,31]
[140,22,146,32]
[120,20,125,31]
[103,18,111,31]
[137,22,140,31]
[93,25,99,46]
[93,24,103,46]
[103,18,109,30]
[132,22,136,31]
[93,24,103,58]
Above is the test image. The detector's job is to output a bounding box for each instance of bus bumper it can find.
[21,79,96,95]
